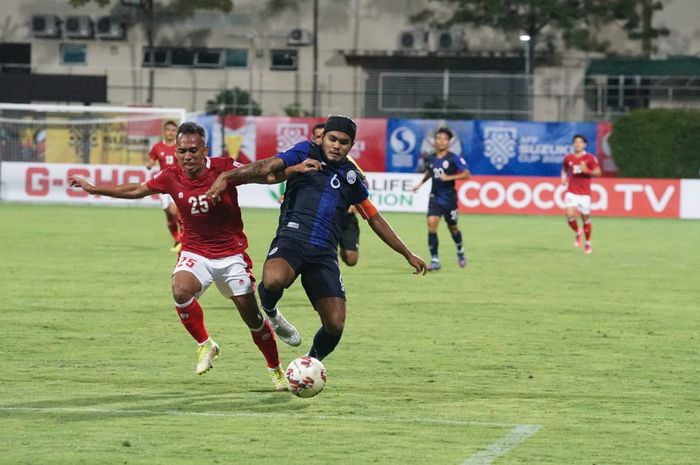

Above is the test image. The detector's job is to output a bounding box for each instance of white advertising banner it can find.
[680,179,700,220]
[1,162,160,206]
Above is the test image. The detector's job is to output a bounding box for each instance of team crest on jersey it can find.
[347,170,357,184]
[442,160,449,169]
[178,192,184,199]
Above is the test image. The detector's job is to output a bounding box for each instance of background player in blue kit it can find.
[412,127,471,271]
[207,115,427,361]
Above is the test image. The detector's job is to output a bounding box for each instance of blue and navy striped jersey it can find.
[429,152,469,205]
[277,141,369,250]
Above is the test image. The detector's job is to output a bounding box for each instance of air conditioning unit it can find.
[65,15,94,39]
[31,15,61,39]
[398,29,429,50]
[436,29,465,51]
[287,28,312,46]
[95,16,125,40]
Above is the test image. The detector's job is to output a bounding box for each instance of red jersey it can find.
[146,157,247,259]
[149,141,177,171]
[562,152,599,195]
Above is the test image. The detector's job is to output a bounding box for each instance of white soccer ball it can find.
[286,356,327,398]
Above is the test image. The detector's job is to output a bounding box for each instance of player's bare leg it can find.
[308,297,345,361]
[258,258,302,346]
[231,293,287,391]
[172,271,219,375]
[339,248,358,267]
[565,206,582,247]
[447,222,466,268]
[581,213,593,254]
[165,203,181,252]
[427,215,441,271]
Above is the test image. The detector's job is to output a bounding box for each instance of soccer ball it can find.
[286,356,327,398]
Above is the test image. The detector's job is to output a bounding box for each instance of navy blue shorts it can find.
[339,213,359,252]
[427,199,459,226]
[265,236,345,304]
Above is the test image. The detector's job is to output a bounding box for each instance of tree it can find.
[205,88,262,116]
[416,1,669,70]
[69,0,233,103]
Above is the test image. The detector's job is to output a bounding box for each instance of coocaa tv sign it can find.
[457,176,680,218]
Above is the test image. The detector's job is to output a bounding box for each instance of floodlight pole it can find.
[146,0,155,104]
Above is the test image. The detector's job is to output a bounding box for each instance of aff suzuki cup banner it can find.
[386,119,597,176]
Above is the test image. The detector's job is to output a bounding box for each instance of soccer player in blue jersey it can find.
[207,115,427,361]
[412,127,471,271]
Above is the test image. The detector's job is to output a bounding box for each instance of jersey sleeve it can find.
[277,141,312,168]
[349,176,370,205]
[148,144,158,161]
[146,168,169,193]
[455,155,469,172]
[587,155,599,170]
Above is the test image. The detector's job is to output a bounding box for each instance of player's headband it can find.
[324,115,356,142]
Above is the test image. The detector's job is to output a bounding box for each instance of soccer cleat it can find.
[457,252,467,268]
[268,310,302,346]
[574,231,582,248]
[195,339,220,375]
[584,242,592,254]
[427,259,441,271]
[269,365,288,392]
[170,241,182,253]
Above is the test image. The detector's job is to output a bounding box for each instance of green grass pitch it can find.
[1,203,698,465]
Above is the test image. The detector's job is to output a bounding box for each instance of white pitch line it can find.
[462,424,542,465]
[0,405,517,428]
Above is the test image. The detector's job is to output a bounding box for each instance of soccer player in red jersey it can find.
[70,122,320,390]
[561,134,602,254]
[146,120,181,251]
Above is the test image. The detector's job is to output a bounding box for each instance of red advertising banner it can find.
[252,116,387,172]
[596,121,617,177]
[457,176,680,218]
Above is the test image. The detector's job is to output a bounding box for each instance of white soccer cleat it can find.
[195,339,220,375]
[268,310,302,346]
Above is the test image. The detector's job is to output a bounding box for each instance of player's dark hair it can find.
[436,127,453,140]
[177,121,206,142]
[572,134,587,143]
[312,123,325,132]
[163,120,177,128]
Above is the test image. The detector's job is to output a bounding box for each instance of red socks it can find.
[175,298,209,344]
[567,217,579,233]
[251,320,280,369]
[167,217,179,241]
[583,220,592,240]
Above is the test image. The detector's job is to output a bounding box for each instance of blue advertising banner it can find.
[386,118,597,176]
[385,119,474,173]
[470,120,597,176]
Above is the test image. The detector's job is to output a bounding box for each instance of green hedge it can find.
[610,109,700,178]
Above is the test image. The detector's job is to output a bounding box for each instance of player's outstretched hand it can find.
[206,174,228,203]
[293,158,322,174]
[411,184,421,193]
[68,176,96,194]
[407,253,428,275]
[439,173,449,181]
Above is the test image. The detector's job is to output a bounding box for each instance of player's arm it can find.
[411,170,432,192]
[581,161,602,177]
[69,176,153,199]
[356,199,427,275]
[250,158,323,184]
[560,167,568,186]
[439,169,471,182]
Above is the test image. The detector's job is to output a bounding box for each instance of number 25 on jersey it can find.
[189,195,210,214]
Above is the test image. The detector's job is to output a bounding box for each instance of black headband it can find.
[323,115,356,141]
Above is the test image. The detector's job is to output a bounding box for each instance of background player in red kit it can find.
[146,120,181,251]
[70,122,319,390]
[561,134,602,254]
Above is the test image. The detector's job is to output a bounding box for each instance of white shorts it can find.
[564,192,592,215]
[160,193,174,210]
[173,251,255,299]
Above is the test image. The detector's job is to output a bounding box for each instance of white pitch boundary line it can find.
[462,424,542,465]
[0,406,542,464]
